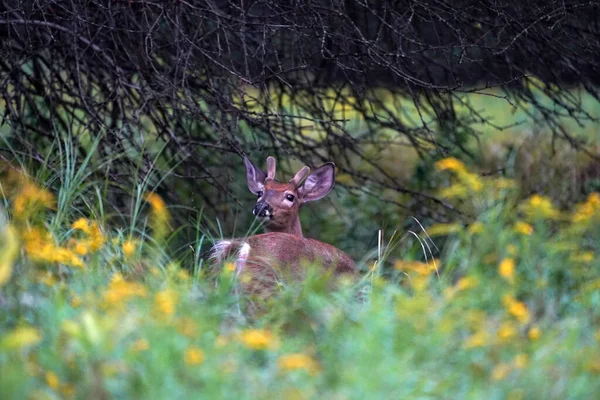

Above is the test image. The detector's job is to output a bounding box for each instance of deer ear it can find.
[244,156,266,195]
[299,162,335,202]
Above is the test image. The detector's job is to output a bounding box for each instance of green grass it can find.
[1,154,600,399]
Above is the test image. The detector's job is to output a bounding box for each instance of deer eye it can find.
[286,194,295,202]
[257,191,263,198]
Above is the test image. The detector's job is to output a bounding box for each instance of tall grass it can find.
[1,147,600,399]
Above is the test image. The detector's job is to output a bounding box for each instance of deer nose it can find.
[253,202,272,218]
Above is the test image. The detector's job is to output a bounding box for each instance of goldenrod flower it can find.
[122,239,137,259]
[73,241,89,256]
[528,326,541,340]
[439,184,469,199]
[394,259,438,277]
[464,331,488,348]
[513,221,533,236]
[103,273,147,307]
[435,157,467,173]
[491,363,511,381]
[513,353,529,369]
[144,192,167,214]
[45,371,60,390]
[71,218,90,233]
[456,276,478,291]
[239,329,279,350]
[154,290,178,317]
[498,258,515,283]
[497,322,516,342]
[502,294,530,324]
[144,192,171,240]
[278,353,320,375]
[521,194,560,219]
[572,193,600,223]
[88,221,105,252]
[184,347,205,366]
[12,183,55,220]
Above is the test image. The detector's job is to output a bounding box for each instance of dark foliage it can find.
[0,0,599,222]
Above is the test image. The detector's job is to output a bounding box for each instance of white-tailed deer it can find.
[210,155,357,300]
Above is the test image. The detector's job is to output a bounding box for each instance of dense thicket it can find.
[1,0,599,222]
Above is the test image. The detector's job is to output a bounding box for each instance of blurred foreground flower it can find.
[503,294,530,324]
[0,326,41,350]
[520,194,560,220]
[103,273,147,308]
[184,347,205,366]
[498,258,516,284]
[144,192,171,241]
[278,353,320,375]
[0,223,19,287]
[239,329,279,350]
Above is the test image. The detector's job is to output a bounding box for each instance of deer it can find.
[210,155,358,302]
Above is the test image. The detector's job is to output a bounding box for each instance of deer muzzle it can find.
[253,201,272,218]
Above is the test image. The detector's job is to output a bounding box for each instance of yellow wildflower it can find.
[435,157,467,173]
[464,331,488,348]
[224,262,236,273]
[131,338,150,352]
[456,276,478,291]
[498,258,516,283]
[154,290,178,317]
[71,218,90,234]
[503,295,530,324]
[459,172,483,192]
[45,371,60,390]
[239,329,279,350]
[144,192,171,240]
[513,353,529,368]
[571,193,600,223]
[528,326,541,340]
[521,194,560,219]
[12,183,55,220]
[0,326,41,349]
[88,221,105,252]
[103,273,147,307]
[184,347,205,366]
[491,363,511,381]
[278,353,320,375]
[122,239,137,259]
[144,192,167,214]
[514,221,533,235]
[73,241,89,256]
[394,259,438,276]
[439,184,469,199]
[497,322,517,342]
[0,224,19,287]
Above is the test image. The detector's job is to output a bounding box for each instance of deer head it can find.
[244,155,336,237]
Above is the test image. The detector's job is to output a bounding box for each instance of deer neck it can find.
[267,215,303,237]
